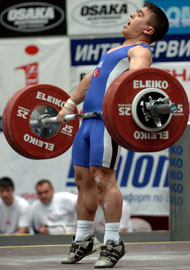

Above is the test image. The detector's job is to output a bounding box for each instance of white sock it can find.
[75,220,94,241]
[104,222,120,244]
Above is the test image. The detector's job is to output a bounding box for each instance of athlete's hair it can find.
[35,179,53,189]
[0,177,14,188]
[144,2,169,42]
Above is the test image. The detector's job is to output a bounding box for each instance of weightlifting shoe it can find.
[61,234,102,264]
[94,239,126,268]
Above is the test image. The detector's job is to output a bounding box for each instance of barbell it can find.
[2,67,189,159]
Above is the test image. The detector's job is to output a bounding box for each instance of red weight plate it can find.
[5,89,41,159]
[2,88,39,159]
[103,68,189,152]
[3,96,24,156]
[8,84,79,159]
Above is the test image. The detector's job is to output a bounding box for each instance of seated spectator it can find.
[0,177,32,234]
[94,194,133,233]
[32,179,77,234]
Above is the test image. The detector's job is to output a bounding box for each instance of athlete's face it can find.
[0,186,14,206]
[36,183,54,204]
[122,7,153,39]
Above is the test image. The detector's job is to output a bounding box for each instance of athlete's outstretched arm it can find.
[70,71,93,105]
[57,71,93,123]
[128,45,152,69]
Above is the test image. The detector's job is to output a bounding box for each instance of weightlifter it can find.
[57,2,169,268]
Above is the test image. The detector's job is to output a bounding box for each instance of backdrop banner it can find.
[67,0,143,35]
[0,131,170,216]
[0,0,67,37]
[0,37,70,115]
[71,35,190,67]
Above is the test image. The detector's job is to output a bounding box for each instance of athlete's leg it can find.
[90,166,125,269]
[74,165,99,221]
[62,176,101,267]
[73,165,99,242]
[88,119,122,235]
[90,166,123,225]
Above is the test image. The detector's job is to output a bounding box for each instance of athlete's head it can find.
[144,2,169,42]
[35,179,54,204]
[122,2,169,44]
[0,177,15,206]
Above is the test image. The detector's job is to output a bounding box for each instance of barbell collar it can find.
[150,103,177,118]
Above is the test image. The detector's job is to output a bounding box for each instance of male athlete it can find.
[57,2,169,268]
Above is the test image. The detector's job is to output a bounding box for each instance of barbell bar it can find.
[30,111,103,127]
[29,101,176,129]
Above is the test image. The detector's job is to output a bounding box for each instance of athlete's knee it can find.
[74,166,84,185]
[74,166,97,190]
[90,166,116,193]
